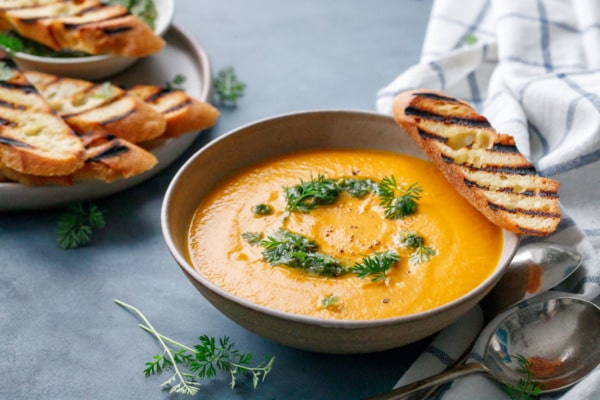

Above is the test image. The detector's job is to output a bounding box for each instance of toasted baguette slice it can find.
[0,52,85,176]
[0,130,158,185]
[25,70,167,143]
[127,84,220,138]
[0,161,73,184]
[73,130,158,182]
[392,89,560,237]
[1,0,164,57]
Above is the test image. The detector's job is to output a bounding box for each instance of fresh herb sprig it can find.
[56,202,105,249]
[378,176,423,219]
[338,178,378,198]
[214,66,246,107]
[0,32,23,55]
[351,250,400,282]
[245,229,347,277]
[165,73,186,91]
[285,174,341,213]
[321,295,340,309]
[398,232,436,264]
[503,355,542,400]
[114,299,274,396]
[251,203,273,216]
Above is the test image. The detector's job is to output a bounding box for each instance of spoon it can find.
[368,243,583,400]
[480,243,582,319]
[416,243,582,399]
[367,296,600,399]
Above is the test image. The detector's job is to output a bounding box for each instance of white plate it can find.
[0,24,213,211]
[12,0,176,80]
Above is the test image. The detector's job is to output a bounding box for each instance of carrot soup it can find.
[186,148,503,320]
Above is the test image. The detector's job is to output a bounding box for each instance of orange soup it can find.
[187,149,503,320]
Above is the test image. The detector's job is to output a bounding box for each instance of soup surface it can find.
[187,149,503,320]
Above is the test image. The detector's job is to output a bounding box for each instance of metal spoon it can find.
[480,243,582,319]
[369,243,583,400]
[367,296,600,399]
[417,243,582,399]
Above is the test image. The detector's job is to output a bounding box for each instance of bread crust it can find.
[73,131,158,182]
[127,84,220,138]
[26,71,167,143]
[0,52,85,176]
[2,0,164,57]
[392,89,560,237]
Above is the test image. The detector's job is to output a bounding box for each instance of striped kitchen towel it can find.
[377,0,600,398]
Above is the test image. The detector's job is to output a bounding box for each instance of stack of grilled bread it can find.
[0,0,164,57]
[392,89,560,237]
[0,50,219,185]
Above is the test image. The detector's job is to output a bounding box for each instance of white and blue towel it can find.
[377,0,600,398]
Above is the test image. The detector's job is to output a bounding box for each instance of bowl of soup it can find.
[161,110,520,354]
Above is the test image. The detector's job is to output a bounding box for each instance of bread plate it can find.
[0,25,212,212]
[10,0,175,80]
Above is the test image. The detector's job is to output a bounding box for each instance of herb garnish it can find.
[252,203,273,216]
[56,202,105,249]
[285,174,342,213]
[321,295,340,309]
[351,250,400,282]
[338,178,378,198]
[114,299,274,396]
[247,229,347,277]
[0,32,23,55]
[214,66,246,107]
[378,176,423,219]
[398,232,437,264]
[165,73,186,91]
[118,0,158,30]
[89,81,114,100]
[503,355,542,400]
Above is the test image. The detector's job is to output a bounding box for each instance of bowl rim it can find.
[12,0,175,64]
[161,109,521,329]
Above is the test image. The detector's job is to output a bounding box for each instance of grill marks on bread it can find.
[0,65,219,185]
[127,84,220,138]
[25,70,166,143]
[0,51,85,176]
[73,130,157,182]
[392,89,560,236]
[0,0,164,57]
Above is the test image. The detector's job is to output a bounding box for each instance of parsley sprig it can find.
[503,355,542,400]
[321,295,340,309]
[165,73,186,91]
[285,174,342,213]
[378,176,423,219]
[351,250,400,282]
[246,229,347,277]
[56,202,105,249]
[114,299,274,396]
[214,66,246,107]
[398,232,437,264]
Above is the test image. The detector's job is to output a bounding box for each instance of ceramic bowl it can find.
[11,0,174,80]
[161,110,520,354]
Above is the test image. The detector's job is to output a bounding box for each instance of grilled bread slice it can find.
[392,89,560,237]
[127,84,220,138]
[0,0,164,57]
[0,130,158,185]
[0,52,85,176]
[73,130,157,182]
[0,161,73,184]
[25,70,166,143]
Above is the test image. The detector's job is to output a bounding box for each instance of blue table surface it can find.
[1,1,435,399]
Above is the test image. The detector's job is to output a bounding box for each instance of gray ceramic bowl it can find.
[161,110,520,354]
